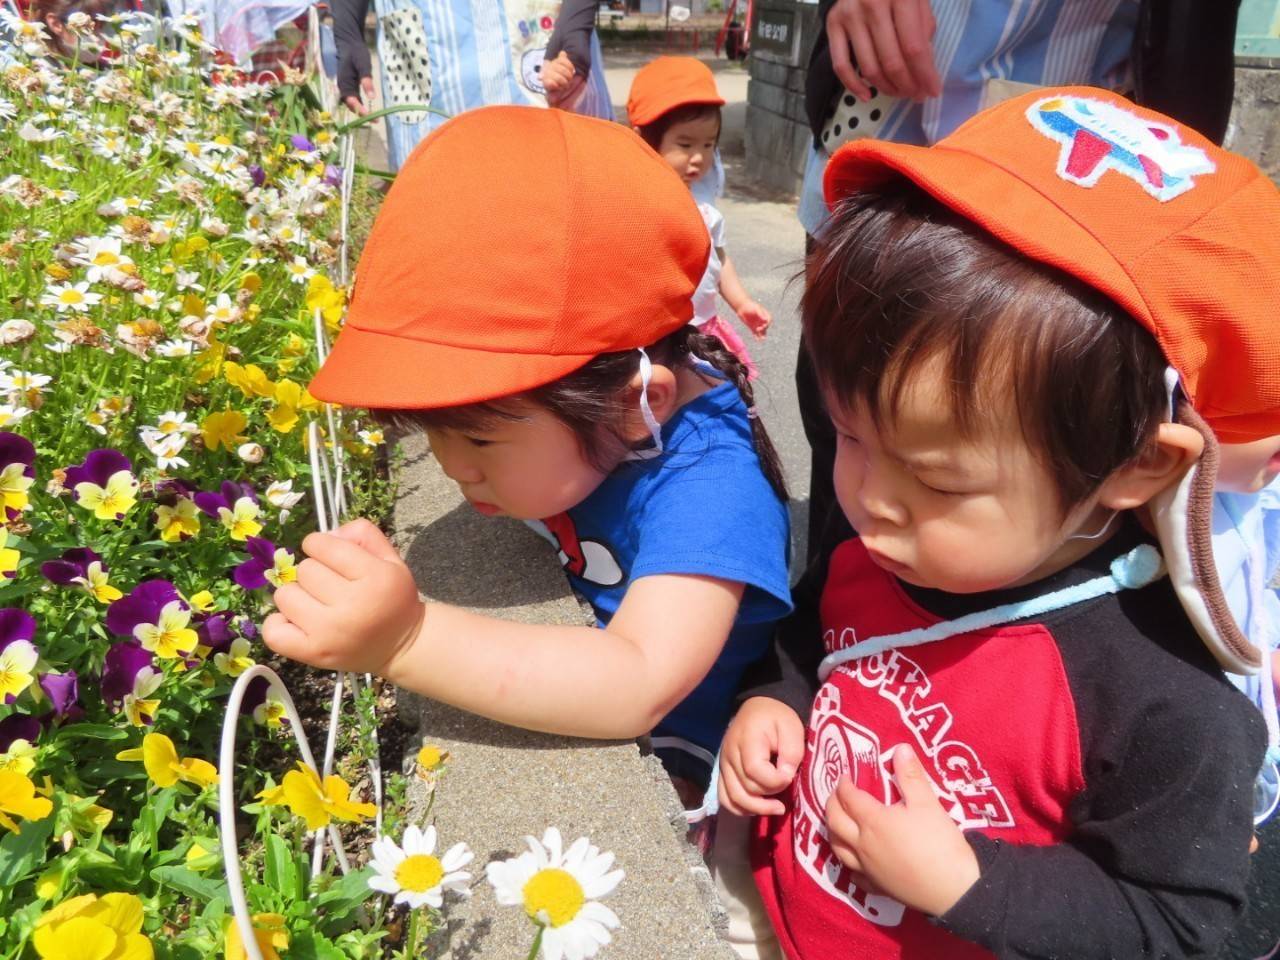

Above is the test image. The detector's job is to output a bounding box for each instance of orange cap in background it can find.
[626,56,725,128]
[824,86,1280,444]
[308,106,709,410]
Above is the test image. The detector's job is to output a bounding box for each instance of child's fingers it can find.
[261,611,308,657]
[743,750,792,793]
[891,744,936,809]
[721,762,786,816]
[774,714,805,779]
[329,517,402,562]
[272,581,330,633]
[301,530,374,580]
[295,556,352,602]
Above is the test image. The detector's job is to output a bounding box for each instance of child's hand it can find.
[718,696,805,816]
[541,52,585,110]
[825,744,980,917]
[736,300,772,339]
[262,518,425,678]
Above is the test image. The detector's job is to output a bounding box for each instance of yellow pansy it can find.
[0,640,37,701]
[193,340,227,384]
[224,913,288,960]
[201,410,248,452]
[239,272,262,295]
[75,471,140,521]
[0,738,36,776]
[115,733,218,789]
[0,539,19,579]
[223,362,275,399]
[0,769,53,833]
[79,561,123,603]
[132,600,197,660]
[33,892,153,960]
[35,863,64,899]
[218,497,262,541]
[257,761,375,831]
[1,462,34,516]
[155,497,200,542]
[213,638,254,678]
[304,274,346,330]
[187,590,216,613]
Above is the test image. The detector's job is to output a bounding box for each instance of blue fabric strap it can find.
[817,545,1167,682]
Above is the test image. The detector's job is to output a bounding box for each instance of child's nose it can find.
[432,437,484,485]
[856,467,909,527]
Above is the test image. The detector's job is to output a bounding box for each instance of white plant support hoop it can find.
[217,17,383,956]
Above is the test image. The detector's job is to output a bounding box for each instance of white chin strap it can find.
[624,347,665,462]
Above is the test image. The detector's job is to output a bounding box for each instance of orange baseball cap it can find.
[824,86,1280,445]
[626,56,725,128]
[308,105,708,410]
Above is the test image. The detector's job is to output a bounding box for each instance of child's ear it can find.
[1097,423,1205,510]
[622,364,678,443]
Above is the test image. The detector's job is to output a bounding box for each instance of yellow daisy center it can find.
[394,854,444,894]
[522,869,584,928]
[92,252,119,266]
[59,289,84,305]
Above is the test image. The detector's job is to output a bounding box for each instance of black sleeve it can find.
[546,0,597,77]
[737,547,830,715]
[937,588,1266,959]
[331,0,372,103]
[804,0,844,146]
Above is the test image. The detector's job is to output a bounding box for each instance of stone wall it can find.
[1227,57,1280,182]
[744,1,819,194]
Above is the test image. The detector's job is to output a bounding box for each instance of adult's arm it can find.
[331,0,372,108]
[546,0,597,77]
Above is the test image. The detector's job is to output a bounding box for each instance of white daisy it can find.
[76,236,135,283]
[49,188,78,204]
[486,828,623,960]
[174,269,202,292]
[368,824,473,910]
[133,289,161,309]
[0,369,52,394]
[41,281,102,313]
[155,339,192,358]
[0,404,32,429]
[38,154,75,173]
[285,255,314,284]
[17,121,59,143]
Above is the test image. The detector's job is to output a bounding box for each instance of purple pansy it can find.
[105,579,183,638]
[0,432,35,521]
[64,449,132,498]
[249,164,266,187]
[289,134,315,152]
[234,537,278,590]
[197,612,235,655]
[323,164,342,187]
[0,608,36,652]
[39,669,78,718]
[240,674,269,717]
[236,616,258,640]
[100,642,153,708]
[194,481,257,519]
[0,713,40,752]
[40,547,104,585]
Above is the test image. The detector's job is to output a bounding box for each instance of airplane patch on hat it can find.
[1027,96,1215,201]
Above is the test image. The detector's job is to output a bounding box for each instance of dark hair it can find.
[803,182,1168,511]
[636,103,722,152]
[372,324,788,500]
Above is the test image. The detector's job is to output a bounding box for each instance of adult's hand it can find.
[826,0,941,103]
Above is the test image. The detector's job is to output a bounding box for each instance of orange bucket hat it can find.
[823,86,1280,673]
[626,56,725,128]
[308,105,708,410]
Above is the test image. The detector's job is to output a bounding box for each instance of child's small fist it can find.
[541,52,585,109]
[824,744,979,917]
[263,518,424,679]
[718,696,805,816]
[736,300,772,339]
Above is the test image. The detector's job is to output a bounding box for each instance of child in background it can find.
[628,57,770,379]
[719,88,1277,958]
[263,106,792,801]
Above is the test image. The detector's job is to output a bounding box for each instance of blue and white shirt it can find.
[372,0,613,169]
[800,0,1140,235]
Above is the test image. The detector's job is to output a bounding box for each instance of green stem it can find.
[335,104,453,134]
[353,163,397,182]
[525,925,545,960]
[401,909,421,960]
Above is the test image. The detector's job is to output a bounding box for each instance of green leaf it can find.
[0,811,56,887]
[287,929,346,960]
[54,723,129,742]
[314,867,375,931]
[263,834,299,903]
[149,866,230,905]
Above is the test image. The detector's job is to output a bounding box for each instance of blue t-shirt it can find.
[533,381,792,783]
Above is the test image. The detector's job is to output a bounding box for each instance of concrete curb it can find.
[393,433,737,960]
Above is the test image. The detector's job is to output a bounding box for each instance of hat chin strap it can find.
[622,347,665,462]
[1151,400,1262,674]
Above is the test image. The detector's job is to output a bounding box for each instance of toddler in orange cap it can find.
[628,57,771,379]
[263,106,792,800]
[717,89,1279,959]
